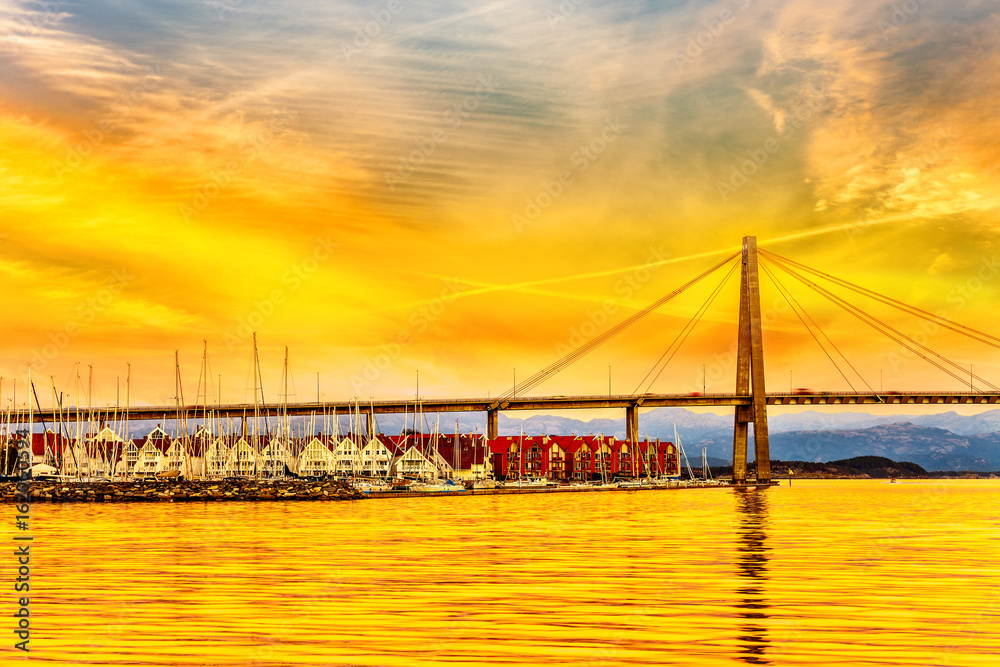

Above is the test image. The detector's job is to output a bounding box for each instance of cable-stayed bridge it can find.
[24,237,1000,485]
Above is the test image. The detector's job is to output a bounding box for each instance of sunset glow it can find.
[2,0,999,409]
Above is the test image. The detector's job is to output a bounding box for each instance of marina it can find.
[3,338,710,494]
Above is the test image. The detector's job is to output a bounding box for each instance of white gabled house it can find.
[63,442,109,478]
[332,436,362,476]
[224,437,259,477]
[135,440,165,477]
[131,426,170,477]
[118,439,141,477]
[89,425,123,448]
[86,425,123,477]
[163,439,198,477]
[360,436,394,478]
[204,438,230,477]
[393,444,438,480]
[296,436,335,477]
[260,438,295,478]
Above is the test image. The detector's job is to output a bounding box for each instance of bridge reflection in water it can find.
[734,489,771,664]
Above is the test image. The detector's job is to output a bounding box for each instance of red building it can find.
[486,434,680,481]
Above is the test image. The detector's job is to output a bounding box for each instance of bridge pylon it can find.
[732,236,771,483]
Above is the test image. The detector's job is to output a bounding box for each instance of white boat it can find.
[617,479,652,489]
[352,480,392,493]
[412,480,464,492]
[500,477,554,488]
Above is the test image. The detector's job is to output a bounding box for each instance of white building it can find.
[296,437,335,476]
[204,438,230,477]
[260,438,295,478]
[360,437,394,478]
[63,442,110,478]
[134,440,166,477]
[332,436,362,476]
[118,440,140,477]
[224,437,259,477]
[392,444,438,480]
[162,439,198,477]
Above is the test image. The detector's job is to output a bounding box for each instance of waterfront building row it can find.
[6,428,680,481]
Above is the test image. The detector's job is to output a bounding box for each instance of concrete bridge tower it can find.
[732,236,771,484]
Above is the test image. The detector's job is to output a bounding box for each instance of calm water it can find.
[9,480,1000,666]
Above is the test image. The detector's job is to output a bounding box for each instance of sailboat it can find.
[411,416,463,492]
[674,423,697,486]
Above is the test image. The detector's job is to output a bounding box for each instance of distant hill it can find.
[769,423,1000,472]
[827,456,927,476]
[714,456,990,479]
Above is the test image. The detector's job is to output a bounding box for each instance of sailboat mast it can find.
[87,365,94,478]
[283,346,289,438]
[125,364,131,478]
[27,367,33,476]
[199,341,210,458]
[252,333,260,478]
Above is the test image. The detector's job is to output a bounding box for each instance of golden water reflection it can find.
[10,480,1000,666]
[735,489,770,664]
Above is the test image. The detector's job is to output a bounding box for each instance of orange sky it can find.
[1,0,999,413]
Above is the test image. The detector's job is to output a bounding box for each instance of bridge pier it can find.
[487,408,498,440]
[625,405,638,443]
[732,236,771,484]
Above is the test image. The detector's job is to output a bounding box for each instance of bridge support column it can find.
[625,405,638,443]
[732,236,771,484]
[487,408,498,440]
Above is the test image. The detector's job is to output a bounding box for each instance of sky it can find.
[1,0,999,414]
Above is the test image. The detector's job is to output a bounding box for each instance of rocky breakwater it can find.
[0,479,366,502]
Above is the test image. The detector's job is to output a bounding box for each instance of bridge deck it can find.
[24,392,1000,422]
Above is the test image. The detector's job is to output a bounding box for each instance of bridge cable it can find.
[764,254,999,392]
[497,252,741,400]
[633,259,739,395]
[760,250,1000,350]
[503,252,739,399]
[765,253,998,391]
[759,259,872,395]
